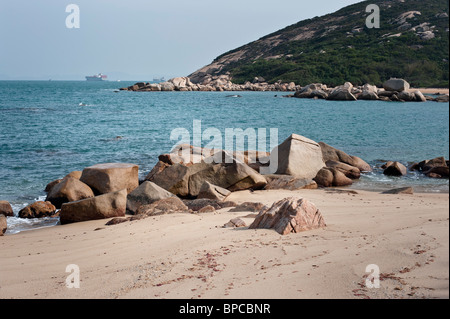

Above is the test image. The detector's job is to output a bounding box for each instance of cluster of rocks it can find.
[119,76,449,103]
[293,78,447,102]
[120,76,300,92]
[0,133,374,235]
[382,156,449,179]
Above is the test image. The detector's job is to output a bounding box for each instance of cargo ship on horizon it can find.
[86,73,108,81]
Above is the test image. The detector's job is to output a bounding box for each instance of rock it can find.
[319,142,372,172]
[80,163,139,195]
[147,162,210,197]
[422,157,447,172]
[126,181,175,214]
[435,94,449,102]
[294,84,327,98]
[45,177,95,209]
[197,205,216,214]
[105,217,131,226]
[192,161,267,195]
[0,214,6,235]
[382,187,414,195]
[60,189,127,224]
[313,168,335,188]
[425,166,449,178]
[330,168,354,186]
[197,182,231,201]
[263,175,318,191]
[351,156,373,172]
[0,201,14,217]
[383,162,408,176]
[249,197,326,235]
[398,91,416,102]
[65,171,82,179]
[223,218,246,228]
[184,198,237,212]
[359,90,379,100]
[325,160,361,179]
[160,82,175,91]
[136,197,189,216]
[381,161,394,169]
[229,202,267,213]
[272,134,325,179]
[18,201,57,219]
[413,90,427,102]
[45,179,63,193]
[327,85,357,101]
[314,167,353,187]
[383,78,410,92]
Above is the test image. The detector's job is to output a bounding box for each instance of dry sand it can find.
[0,189,448,299]
[409,88,449,95]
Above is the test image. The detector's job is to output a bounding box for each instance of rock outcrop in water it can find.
[120,77,447,102]
[410,156,449,179]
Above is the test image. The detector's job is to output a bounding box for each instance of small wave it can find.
[5,216,59,235]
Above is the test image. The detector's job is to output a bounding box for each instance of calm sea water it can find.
[1,81,449,234]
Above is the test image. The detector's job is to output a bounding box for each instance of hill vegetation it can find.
[189,0,449,88]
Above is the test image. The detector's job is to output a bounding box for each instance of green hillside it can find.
[189,0,449,88]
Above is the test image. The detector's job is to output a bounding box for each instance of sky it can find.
[0,0,363,81]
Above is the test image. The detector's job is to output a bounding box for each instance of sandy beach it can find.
[410,88,449,95]
[0,188,448,299]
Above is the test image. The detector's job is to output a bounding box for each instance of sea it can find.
[1,80,449,234]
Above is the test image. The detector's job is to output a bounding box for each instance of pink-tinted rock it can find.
[249,197,326,235]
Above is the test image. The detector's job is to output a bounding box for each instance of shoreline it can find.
[1,188,448,299]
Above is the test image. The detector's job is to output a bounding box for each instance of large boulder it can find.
[327,84,357,101]
[264,175,318,191]
[197,182,231,201]
[80,163,139,195]
[314,167,353,187]
[188,159,267,196]
[0,214,7,236]
[18,201,57,219]
[271,134,325,179]
[383,161,408,176]
[325,160,361,180]
[318,142,372,172]
[0,201,14,217]
[146,162,211,197]
[147,154,267,198]
[135,197,189,216]
[46,177,95,209]
[249,197,326,235]
[60,189,127,225]
[126,181,175,214]
[425,166,449,178]
[383,78,410,92]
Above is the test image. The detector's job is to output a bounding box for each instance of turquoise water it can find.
[1,81,449,233]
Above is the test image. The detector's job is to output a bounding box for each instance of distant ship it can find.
[86,73,108,81]
[153,77,165,82]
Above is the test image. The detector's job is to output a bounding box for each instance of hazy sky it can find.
[0,0,362,81]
